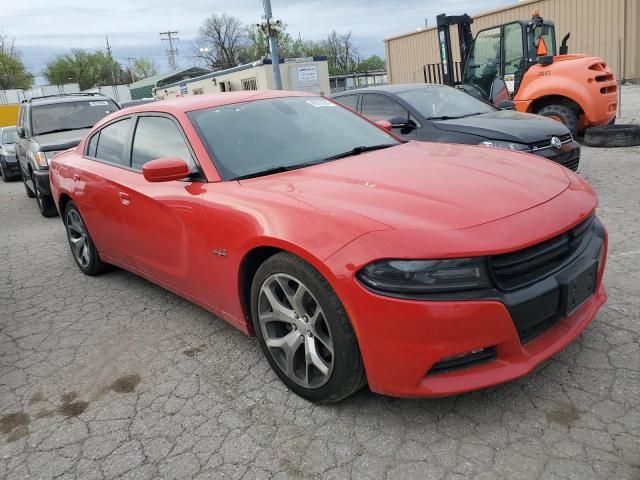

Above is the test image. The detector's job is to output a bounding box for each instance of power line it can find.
[159,31,179,70]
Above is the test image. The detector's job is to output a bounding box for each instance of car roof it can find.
[332,83,447,96]
[120,90,316,116]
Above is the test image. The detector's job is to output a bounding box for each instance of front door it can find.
[116,114,208,301]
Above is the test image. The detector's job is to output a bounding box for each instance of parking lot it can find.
[1,141,639,479]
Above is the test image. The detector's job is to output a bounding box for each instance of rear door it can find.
[75,117,134,263]
[115,114,208,300]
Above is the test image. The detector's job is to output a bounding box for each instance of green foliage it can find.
[132,58,158,80]
[0,52,33,89]
[356,54,386,73]
[43,49,121,90]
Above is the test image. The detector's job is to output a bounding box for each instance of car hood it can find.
[1,144,15,154]
[32,128,89,150]
[433,110,569,144]
[240,142,570,231]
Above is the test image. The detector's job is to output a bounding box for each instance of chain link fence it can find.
[619,84,640,124]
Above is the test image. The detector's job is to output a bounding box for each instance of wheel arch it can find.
[528,95,584,116]
[236,241,345,335]
[58,193,73,222]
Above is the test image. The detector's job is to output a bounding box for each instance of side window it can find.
[503,23,525,93]
[361,94,409,122]
[334,95,359,111]
[131,116,195,171]
[463,27,501,100]
[94,118,132,166]
[86,132,100,157]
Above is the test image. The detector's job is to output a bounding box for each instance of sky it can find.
[2,0,513,84]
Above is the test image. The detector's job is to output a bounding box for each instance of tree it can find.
[197,13,247,70]
[0,32,33,90]
[323,31,359,75]
[239,24,296,63]
[132,57,158,80]
[43,49,121,90]
[356,55,386,73]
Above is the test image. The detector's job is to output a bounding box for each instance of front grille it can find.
[489,216,595,291]
[530,133,572,151]
[561,157,580,171]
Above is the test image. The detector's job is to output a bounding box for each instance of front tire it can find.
[22,169,35,198]
[537,104,579,137]
[64,201,109,276]
[32,176,58,217]
[251,252,366,404]
[0,159,7,183]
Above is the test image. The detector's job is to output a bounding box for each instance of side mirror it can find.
[142,157,190,182]
[496,100,516,110]
[16,126,25,138]
[388,116,411,128]
[489,77,511,106]
[375,120,392,131]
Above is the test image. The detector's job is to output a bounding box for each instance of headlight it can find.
[34,151,60,167]
[357,258,491,294]
[479,140,529,151]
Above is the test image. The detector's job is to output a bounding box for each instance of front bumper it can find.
[327,216,607,398]
[32,168,52,196]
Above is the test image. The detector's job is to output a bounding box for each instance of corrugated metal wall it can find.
[385,0,639,84]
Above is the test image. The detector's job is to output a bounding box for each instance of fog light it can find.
[428,347,497,375]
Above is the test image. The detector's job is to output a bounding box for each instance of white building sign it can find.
[297,66,318,82]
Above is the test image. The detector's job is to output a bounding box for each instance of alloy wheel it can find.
[258,273,335,389]
[32,178,43,209]
[66,209,91,268]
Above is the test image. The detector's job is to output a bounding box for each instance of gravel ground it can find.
[1,144,639,480]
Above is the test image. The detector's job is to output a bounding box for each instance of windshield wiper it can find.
[320,144,397,162]
[233,165,299,181]
[36,126,92,135]
[427,115,465,120]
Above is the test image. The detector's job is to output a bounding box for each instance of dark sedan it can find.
[332,84,581,171]
[0,126,20,182]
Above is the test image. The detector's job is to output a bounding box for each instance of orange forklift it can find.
[436,11,618,136]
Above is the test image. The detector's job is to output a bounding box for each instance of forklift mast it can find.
[436,13,474,86]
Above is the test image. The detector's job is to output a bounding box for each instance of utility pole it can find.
[261,0,283,90]
[125,57,135,83]
[105,36,116,84]
[160,31,179,71]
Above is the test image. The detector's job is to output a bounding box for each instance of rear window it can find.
[1,127,16,144]
[31,99,119,136]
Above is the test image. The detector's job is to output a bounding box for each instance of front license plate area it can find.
[559,260,597,316]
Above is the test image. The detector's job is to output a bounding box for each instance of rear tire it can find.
[32,177,58,217]
[0,160,7,183]
[537,104,579,138]
[250,252,366,404]
[584,124,640,148]
[64,201,109,276]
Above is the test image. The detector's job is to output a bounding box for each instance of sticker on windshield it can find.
[306,99,336,108]
[89,101,109,106]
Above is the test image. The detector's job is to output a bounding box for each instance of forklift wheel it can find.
[584,124,640,148]
[537,104,579,137]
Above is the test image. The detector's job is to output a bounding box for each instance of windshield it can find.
[1,127,16,144]
[32,99,119,136]
[188,97,400,180]
[398,86,495,119]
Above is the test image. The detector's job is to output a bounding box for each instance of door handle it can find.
[72,173,80,181]
[119,192,130,205]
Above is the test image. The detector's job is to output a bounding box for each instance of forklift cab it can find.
[462,19,557,101]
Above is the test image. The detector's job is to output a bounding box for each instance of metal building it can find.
[155,57,330,100]
[385,0,640,84]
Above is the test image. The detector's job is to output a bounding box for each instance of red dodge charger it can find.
[50,91,607,403]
